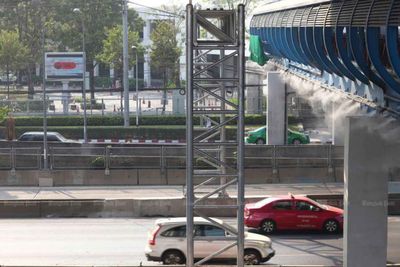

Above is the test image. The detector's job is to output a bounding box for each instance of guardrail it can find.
[0,145,344,172]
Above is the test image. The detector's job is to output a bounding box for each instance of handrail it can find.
[0,145,344,171]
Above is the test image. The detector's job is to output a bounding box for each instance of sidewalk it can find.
[0,182,398,218]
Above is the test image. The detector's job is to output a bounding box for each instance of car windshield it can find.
[253,197,275,208]
[253,126,266,132]
[54,133,68,142]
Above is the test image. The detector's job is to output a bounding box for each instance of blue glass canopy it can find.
[250,0,400,96]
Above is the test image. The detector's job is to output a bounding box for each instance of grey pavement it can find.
[0,182,399,200]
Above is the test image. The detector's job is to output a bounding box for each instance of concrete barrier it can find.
[0,193,398,218]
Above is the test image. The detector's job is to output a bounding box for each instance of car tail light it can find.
[148,225,161,246]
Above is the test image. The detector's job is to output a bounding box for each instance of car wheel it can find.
[256,138,265,145]
[260,219,275,234]
[324,219,339,233]
[292,139,301,145]
[162,250,185,265]
[244,249,261,265]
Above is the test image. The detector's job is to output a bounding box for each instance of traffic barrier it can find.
[0,193,398,218]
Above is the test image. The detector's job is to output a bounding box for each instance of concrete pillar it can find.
[246,61,266,114]
[267,72,285,145]
[62,81,70,114]
[143,19,152,87]
[172,89,185,115]
[144,54,151,86]
[344,116,400,267]
[110,65,114,79]
[93,60,99,77]
[36,64,41,76]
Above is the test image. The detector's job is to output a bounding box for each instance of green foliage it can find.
[129,78,144,91]
[0,0,144,96]
[6,125,238,140]
[96,25,142,74]
[80,101,105,110]
[0,106,10,123]
[150,21,181,83]
[0,30,28,75]
[94,77,113,88]
[8,115,268,127]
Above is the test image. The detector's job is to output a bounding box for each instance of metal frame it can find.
[186,4,245,266]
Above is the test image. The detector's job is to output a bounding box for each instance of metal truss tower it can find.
[186,3,245,266]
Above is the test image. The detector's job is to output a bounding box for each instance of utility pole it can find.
[122,0,130,127]
[41,10,48,170]
[73,8,88,143]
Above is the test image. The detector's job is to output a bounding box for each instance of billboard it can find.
[45,52,85,81]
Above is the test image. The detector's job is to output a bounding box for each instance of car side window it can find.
[47,135,60,142]
[296,201,318,211]
[160,225,186,237]
[32,135,43,141]
[19,134,31,141]
[272,200,292,210]
[199,225,225,237]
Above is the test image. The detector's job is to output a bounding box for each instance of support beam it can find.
[267,72,285,145]
[344,116,400,267]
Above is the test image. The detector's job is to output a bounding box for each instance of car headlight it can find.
[263,241,272,248]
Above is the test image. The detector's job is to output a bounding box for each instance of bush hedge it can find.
[6,114,287,127]
[2,126,238,140]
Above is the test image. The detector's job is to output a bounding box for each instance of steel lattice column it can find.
[186,3,245,267]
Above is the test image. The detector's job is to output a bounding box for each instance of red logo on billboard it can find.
[54,62,77,70]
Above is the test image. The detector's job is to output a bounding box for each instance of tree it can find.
[0,1,44,98]
[96,25,142,84]
[49,0,144,102]
[150,21,181,114]
[0,30,28,97]
[0,107,9,123]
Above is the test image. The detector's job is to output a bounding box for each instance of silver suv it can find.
[145,217,275,265]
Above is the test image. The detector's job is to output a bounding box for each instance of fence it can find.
[0,145,344,173]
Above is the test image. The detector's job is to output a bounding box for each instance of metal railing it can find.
[0,145,344,172]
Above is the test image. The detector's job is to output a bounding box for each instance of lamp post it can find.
[33,0,48,169]
[73,8,88,143]
[131,45,139,126]
[122,0,130,127]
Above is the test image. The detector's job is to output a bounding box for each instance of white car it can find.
[18,131,80,143]
[145,217,275,265]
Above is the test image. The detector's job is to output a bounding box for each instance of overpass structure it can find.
[250,0,400,117]
[249,1,400,267]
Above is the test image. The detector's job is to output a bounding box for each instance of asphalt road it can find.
[0,217,398,266]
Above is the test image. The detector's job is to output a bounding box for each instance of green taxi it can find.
[245,126,310,145]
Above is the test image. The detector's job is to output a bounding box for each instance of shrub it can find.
[8,126,238,140]
[94,77,113,88]
[8,114,267,127]
[90,156,105,168]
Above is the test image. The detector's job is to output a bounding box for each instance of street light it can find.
[73,8,88,143]
[132,45,139,126]
[33,0,48,170]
